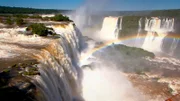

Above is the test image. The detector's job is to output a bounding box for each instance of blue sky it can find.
[0,0,180,11]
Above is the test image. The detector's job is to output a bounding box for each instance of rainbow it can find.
[80,34,180,63]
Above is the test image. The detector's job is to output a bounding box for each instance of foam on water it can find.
[0,28,53,59]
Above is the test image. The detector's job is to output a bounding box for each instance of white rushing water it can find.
[169,38,179,55]
[33,20,149,101]
[0,25,83,101]
[0,21,146,101]
[0,28,52,58]
[142,31,165,52]
[144,17,174,33]
[99,16,123,41]
[34,23,84,101]
[135,18,142,46]
[35,17,178,101]
[142,17,175,53]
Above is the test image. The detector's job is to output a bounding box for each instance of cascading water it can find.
[115,16,123,38]
[99,16,123,41]
[142,17,175,53]
[160,18,174,32]
[135,18,142,46]
[169,38,179,55]
[34,23,84,101]
[33,17,178,101]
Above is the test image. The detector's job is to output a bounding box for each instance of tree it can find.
[26,23,56,36]
[51,14,71,21]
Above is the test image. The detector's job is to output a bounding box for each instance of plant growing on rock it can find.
[26,23,56,36]
[15,18,25,26]
[51,14,71,22]
[5,17,13,25]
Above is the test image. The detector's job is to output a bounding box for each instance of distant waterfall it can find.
[142,17,175,53]
[115,16,123,38]
[169,38,179,55]
[135,18,142,46]
[142,31,165,52]
[161,18,174,32]
[34,23,83,101]
[144,17,174,33]
[99,16,123,41]
[144,17,162,33]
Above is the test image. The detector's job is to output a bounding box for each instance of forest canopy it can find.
[0,6,70,14]
[0,6,180,17]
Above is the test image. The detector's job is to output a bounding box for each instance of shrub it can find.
[0,17,2,23]
[120,16,145,38]
[5,18,13,25]
[29,15,42,19]
[51,14,71,21]
[26,23,56,36]
[13,14,29,18]
[15,18,25,26]
[42,17,50,21]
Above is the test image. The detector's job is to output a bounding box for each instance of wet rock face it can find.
[0,61,40,101]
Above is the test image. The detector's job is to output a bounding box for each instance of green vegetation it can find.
[1,6,180,17]
[51,14,71,21]
[0,17,2,23]
[13,14,29,18]
[5,17,13,25]
[3,17,25,26]
[0,14,42,19]
[0,61,38,101]
[26,23,56,36]
[2,69,10,73]
[150,9,180,17]
[23,71,39,76]
[41,14,71,22]
[23,66,39,75]
[168,87,174,94]
[120,16,145,37]
[113,44,155,58]
[15,18,25,26]
[97,44,155,73]
[106,9,180,17]
[0,6,68,14]
[134,68,146,75]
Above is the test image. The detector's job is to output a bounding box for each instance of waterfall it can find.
[169,38,179,55]
[144,17,161,32]
[115,16,123,38]
[99,16,123,41]
[135,18,142,46]
[144,17,174,33]
[142,31,165,52]
[160,18,174,32]
[34,22,83,101]
[142,17,175,53]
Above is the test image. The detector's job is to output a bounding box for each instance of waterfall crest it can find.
[144,17,174,33]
